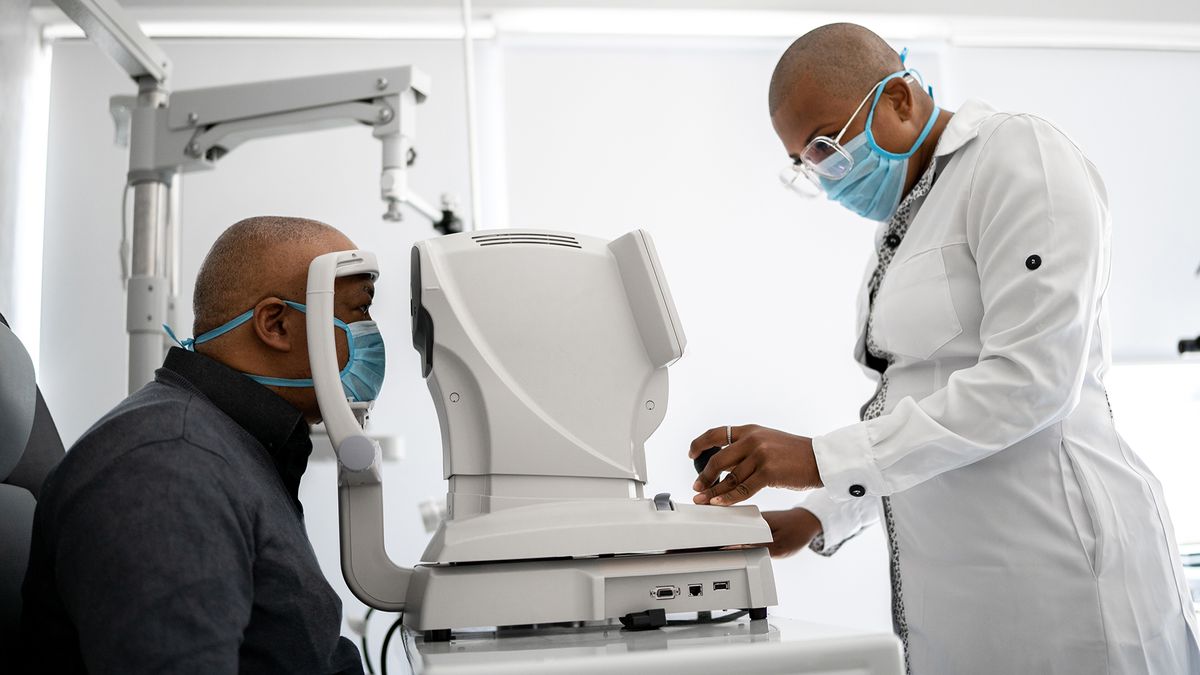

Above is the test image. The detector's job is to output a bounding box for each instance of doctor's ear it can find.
[879,77,916,122]
[251,297,297,353]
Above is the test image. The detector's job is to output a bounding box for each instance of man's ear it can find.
[251,298,295,353]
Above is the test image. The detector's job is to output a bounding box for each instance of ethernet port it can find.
[688,583,703,597]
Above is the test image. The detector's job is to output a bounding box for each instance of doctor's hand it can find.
[761,508,823,558]
[689,425,823,506]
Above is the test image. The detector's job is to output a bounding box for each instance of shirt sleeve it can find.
[795,488,881,556]
[813,114,1109,502]
[51,441,254,674]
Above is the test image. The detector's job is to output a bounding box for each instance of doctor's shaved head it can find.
[768,23,902,116]
[192,215,353,334]
[769,23,945,219]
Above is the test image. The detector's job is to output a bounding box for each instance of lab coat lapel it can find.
[853,246,878,367]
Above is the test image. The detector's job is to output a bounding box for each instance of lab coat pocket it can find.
[1060,439,1103,577]
[873,247,963,360]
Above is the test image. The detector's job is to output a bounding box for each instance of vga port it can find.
[652,585,679,600]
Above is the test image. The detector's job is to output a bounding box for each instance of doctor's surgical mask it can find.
[778,49,939,221]
[163,300,386,403]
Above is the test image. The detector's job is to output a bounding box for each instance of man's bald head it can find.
[193,216,353,334]
[768,23,902,117]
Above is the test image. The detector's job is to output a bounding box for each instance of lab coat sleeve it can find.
[51,442,252,674]
[813,114,1108,501]
[795,488,881,556]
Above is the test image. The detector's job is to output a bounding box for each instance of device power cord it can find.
[666,609,749,626]
[359,608,376,674]
[119,181,132,286]
[376,608,753,672]
[380,611,406,675]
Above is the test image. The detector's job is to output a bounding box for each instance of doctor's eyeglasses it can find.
[778,70,925,198]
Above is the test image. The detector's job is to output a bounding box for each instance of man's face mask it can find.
[165,300,386,403]
[779,49,940,221]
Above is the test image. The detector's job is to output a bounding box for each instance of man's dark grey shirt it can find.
[20,348,363,674]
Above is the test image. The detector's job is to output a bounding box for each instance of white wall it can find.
[36,27,1200,666]
[0,0,50,360]
[1105,362,1200,544]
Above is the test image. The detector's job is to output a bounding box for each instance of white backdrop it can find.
[36,31,1200,665]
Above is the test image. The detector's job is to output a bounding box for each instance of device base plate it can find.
[403,547,778,633]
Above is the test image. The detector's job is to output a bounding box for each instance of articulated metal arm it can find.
[125,65,459,230]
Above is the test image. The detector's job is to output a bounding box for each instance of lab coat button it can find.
[884,234,901,249]
[849,484,866,497]
[1025,254,1042,270]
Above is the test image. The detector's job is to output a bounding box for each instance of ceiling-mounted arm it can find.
[51,0,171,84]
[124,66,461,232]
[54,0,462,394]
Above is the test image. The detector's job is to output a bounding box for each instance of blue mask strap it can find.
[163,300,316,351]
[864,70,940,161]
[163,309,254,352]
[240,301,356,384]
[163,299,356,384]
[163,323,195,351]
[195,309,255,345]
[246,373,315,388]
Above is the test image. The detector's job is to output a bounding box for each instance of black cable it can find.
[665,609,749,626]
[361,608,376,674]
[380,613,404,675]
[400,613,415,669]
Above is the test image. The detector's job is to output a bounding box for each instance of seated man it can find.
[20,216,377,674]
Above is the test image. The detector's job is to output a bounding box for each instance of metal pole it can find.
[166,172,181,337]
[460,0,482,231]
[125,78,171,392]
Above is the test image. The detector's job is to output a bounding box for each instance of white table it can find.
[400,615,903,675]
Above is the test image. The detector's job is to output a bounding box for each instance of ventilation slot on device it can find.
[471,232,582,249]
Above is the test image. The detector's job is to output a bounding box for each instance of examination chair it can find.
[0,313,65,654]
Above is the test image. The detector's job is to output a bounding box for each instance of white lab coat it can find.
[798,100,1200,675]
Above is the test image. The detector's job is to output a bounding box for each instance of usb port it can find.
[653,586,679,599]
[688,584,703,597]
[713,581,730,591]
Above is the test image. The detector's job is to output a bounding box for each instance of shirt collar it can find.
[159,347,312,508]
[933,98,1000,158]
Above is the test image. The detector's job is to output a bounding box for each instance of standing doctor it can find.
[689,22,1200,675]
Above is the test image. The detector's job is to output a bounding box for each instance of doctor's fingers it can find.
[696,459,763,506]
[692,441,751,490]
[688,424,757,459]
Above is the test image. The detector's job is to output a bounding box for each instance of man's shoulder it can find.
[45,382,259,503]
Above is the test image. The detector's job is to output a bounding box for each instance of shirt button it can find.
[884,234,901,249]
[849,484,866,497]
[1025,254,1042,270]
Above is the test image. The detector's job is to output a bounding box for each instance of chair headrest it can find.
[0,321,36,481]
